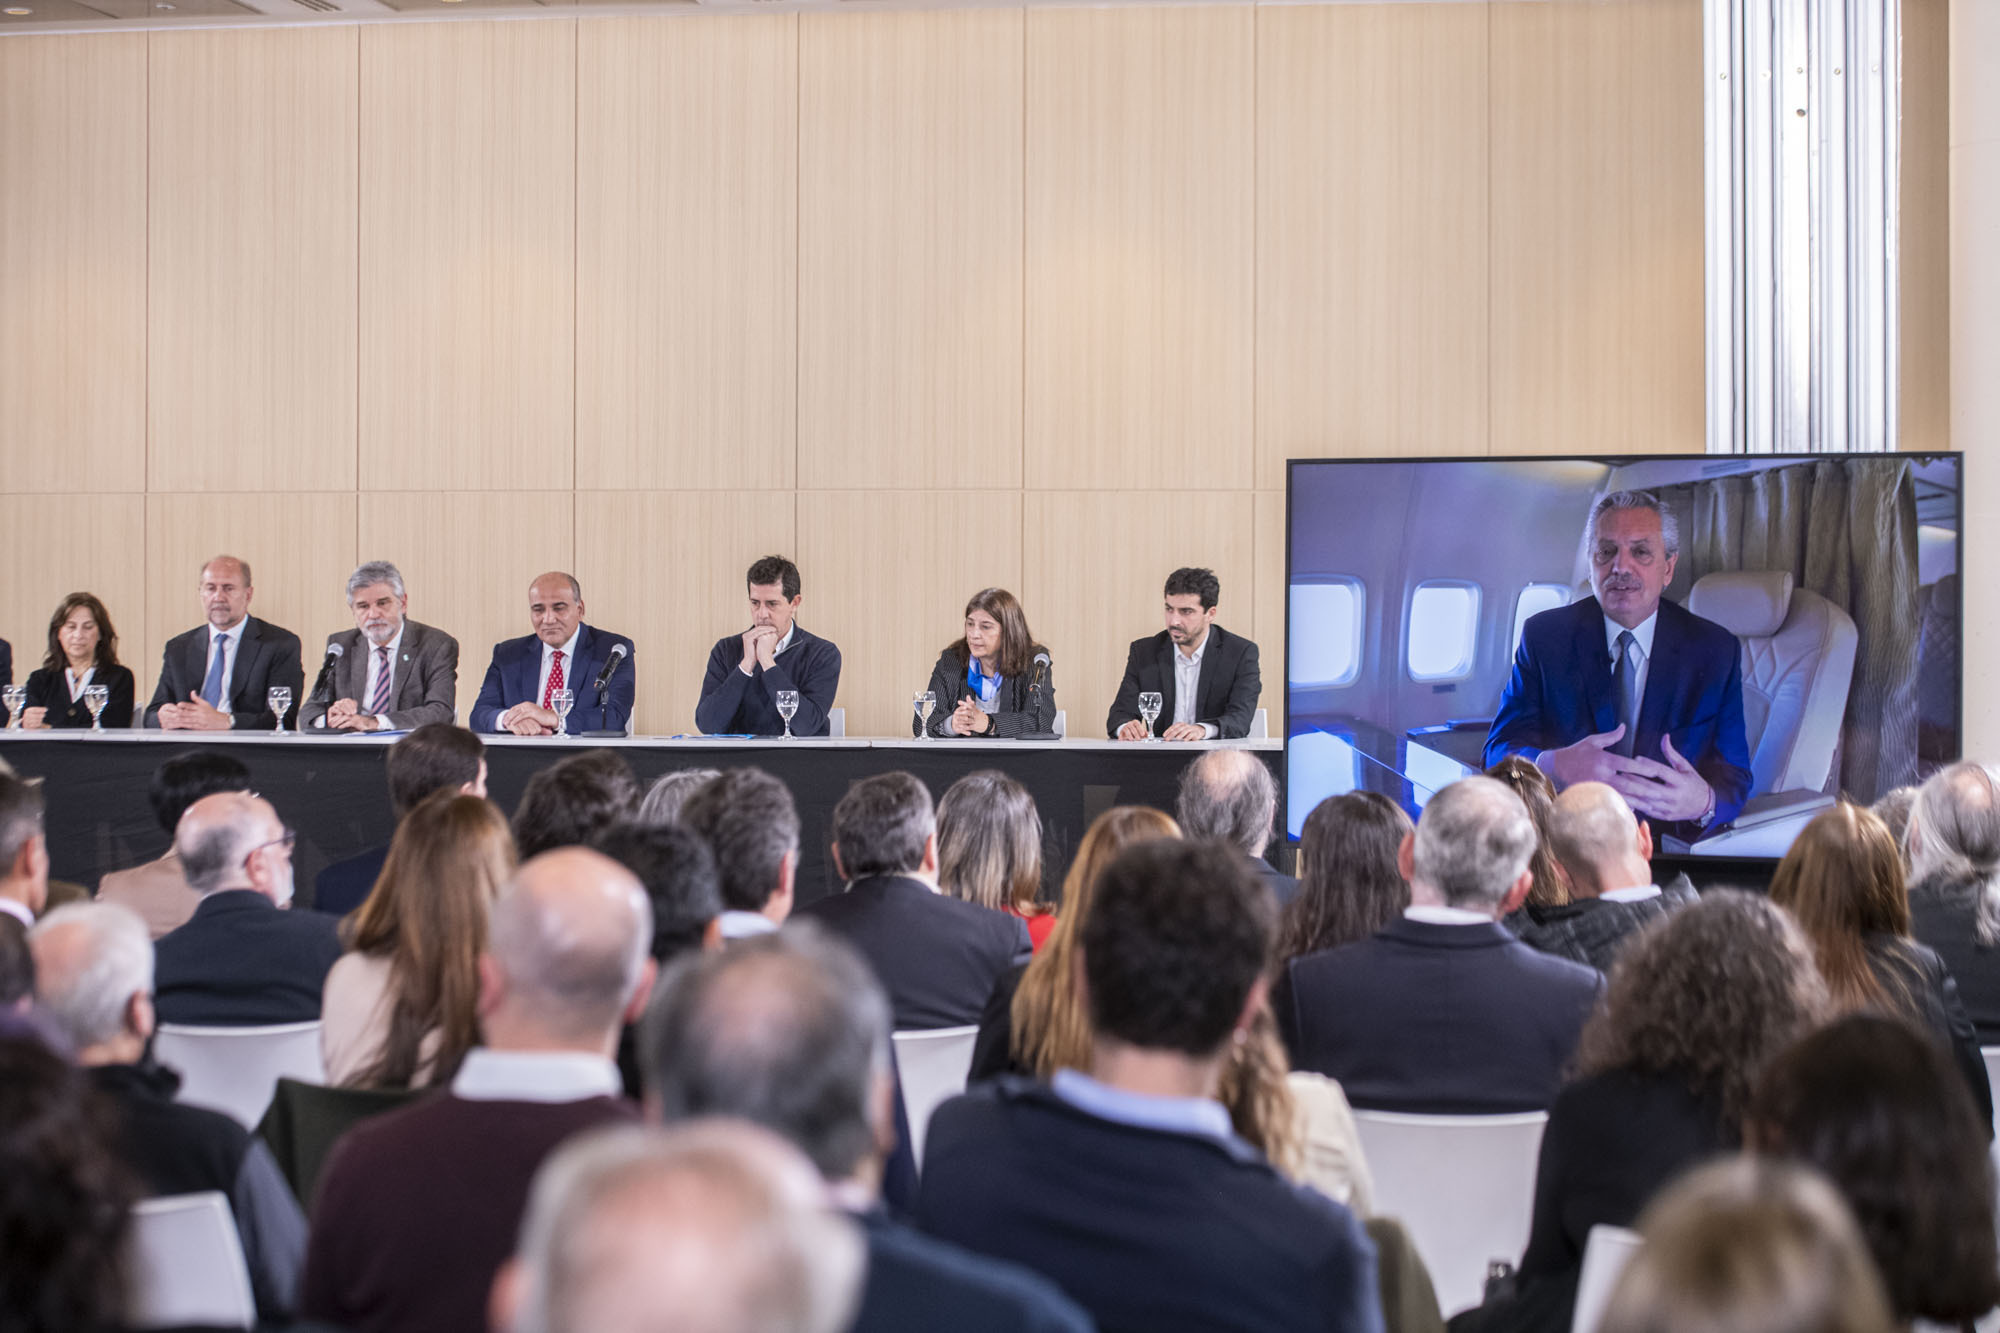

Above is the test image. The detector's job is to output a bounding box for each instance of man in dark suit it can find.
[1108,567,1261,740]
[153,791,343,1025]
[679,767,797,941]
[298,561,459,733]
[1513,781,1698,973]
[0,637,11,689]
[471,571,635,736]
[145,555,304,731]
[695,555,842,737]
[644,925,1094,1333]
[798,772,1030,1031]
[312,724,488,918]
[1484,490,1753,841]
[1176,748,1298,905]
[1278,776,1602,1114]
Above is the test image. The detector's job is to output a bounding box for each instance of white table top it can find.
[0,728,1282,753]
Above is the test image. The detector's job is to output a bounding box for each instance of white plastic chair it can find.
[1571,1224,1644,1333]
[828,707,846,738]
[892,1025,980,1168]
[1352,1109,1549,1317]
[152,1022,325,1129]
[1053,709,1067,739]
[1983,1048,2000,1140]
[1250,708,1269,739]
[126,1191,256,1330]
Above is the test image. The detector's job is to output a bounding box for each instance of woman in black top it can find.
[20,593,134,729]
[916,588,1056,739]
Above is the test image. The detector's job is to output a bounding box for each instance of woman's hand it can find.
[19,707,48,730]
[950,698,982,736]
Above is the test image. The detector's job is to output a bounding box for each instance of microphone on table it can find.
[309,643,343,705]
[1020,651,1058,742]
[581,643,630,739]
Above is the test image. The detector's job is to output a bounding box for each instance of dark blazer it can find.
[1505,879,1700,974]
[1909,871,2000,1045]
[153,889,345,1026]
[694,625,842,737]
[145,617,305,730]
[298,621,459,732]
[917,1079,1385,1333]
[917,648,1058,739]
[1249,854,1300,907]
[312,844,389,920]
[1483,596,1754,840]
[796,874,1032,1030]
[23,663,136,728]
[1105,625,1262,739]
[0,637,10,687]
[1864,931,1994,1131]
[853,1207,1094,1333]
[469,624,635,735]
[1279,918,1603,1114]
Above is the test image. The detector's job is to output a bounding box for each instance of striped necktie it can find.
[368,646,392,717]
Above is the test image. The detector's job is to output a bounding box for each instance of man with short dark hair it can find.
[1108,567,1262,741]
[98,751,253,938]
[313,723,489,917]
[695,555,843,737]
[1513,781,1696,972]
[145,555,304,731]
[592,821,725,1097]
[511,750,641,860]
[1176,748,1297,905]
[797,772,1029,1030]
[299,561,461,733]
[918,840,1384,1333]
[0,773,48,930]
[680,768,800,940]
[471,572,635,737]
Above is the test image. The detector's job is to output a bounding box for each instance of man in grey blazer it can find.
[299,560,459,732]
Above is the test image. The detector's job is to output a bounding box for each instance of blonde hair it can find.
[936,771,1043,915]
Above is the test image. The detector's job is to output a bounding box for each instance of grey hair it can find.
[1412,776,1538,909]
[830,772,935,880]
[636,768,722,829]
[176,807,264,894]
[31,902,153,1050]
[1585,489,1681,559]
[1907,763,2000,945]
[346,561,406,600]
[488,867,654,1040]
[0,774,44,875]
[1175,750,1278,857]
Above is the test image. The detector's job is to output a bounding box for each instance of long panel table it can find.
[0,732,1285,909]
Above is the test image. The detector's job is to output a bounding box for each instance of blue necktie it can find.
[1613,630,1639,757]
[201,633,228,708]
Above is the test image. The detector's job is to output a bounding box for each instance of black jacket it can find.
[153,889,345,1026]
[1105,625,1262,739]
[23,663,136,729]
[145,616,305,730]
[1908,870,2000,1045]
[312,844,389,920]
[695,625,843,737]
[917,648,1058,739]
[1505,877,1699,974]
[1863,931,1994,1131]
[796,874,1031,1030]
[851,1207,1093,1333]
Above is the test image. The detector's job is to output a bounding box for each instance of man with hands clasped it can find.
[694,556,842,738]
[470,573,635,737]
[299,561,459,733]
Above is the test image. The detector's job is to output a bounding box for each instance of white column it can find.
[1953,0,2000,757]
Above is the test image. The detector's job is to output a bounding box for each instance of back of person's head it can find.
[681,769,800,914]
[644,924,889,1182]
[1174,750,1278,856]
[829,772,932,881]
[1545,781,1648,899]
[635,768,721,830]
[1906,762,2000,941]
[385,724,486,819]
[1575,890,1828,1129]
[1868,784,1920,862]
[1485,756,1567,908]
[1081,840,1272,1059]
[592,823,723,963]
[1747,1012,2000,1323]
[488,848,653,1047]
[0,774,46,886]
[512,750,641,860]
[28,903,152,1054]
[1279,791,1412,961]
[146,750,251,837]
[1410,776,1537,912]
[501,1121,862,1333]
[935,770,1042,914]
[1766,803,1909,1012]
[0,917,32,1010]
[1596,1156,1894,1333]
[173,791,279,896]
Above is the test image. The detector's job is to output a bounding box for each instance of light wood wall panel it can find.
[1489,0,1705,457]
[1256,5,1490,484]
[0,497,148,682]
[1025,6,1254,491]
[1252,488,1285,729]
[1023,491,1255,742]
[798,492,1024,738]
[576,492,796,736]
[577,15,797,491]
[357,493,574,725]
[798,9,1024,490]
[1901,0,1949,453]
[0,35,146,493]
[149,28,359,493]
[359,21,576,491]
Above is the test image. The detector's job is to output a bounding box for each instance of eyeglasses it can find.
[242,827,295,867]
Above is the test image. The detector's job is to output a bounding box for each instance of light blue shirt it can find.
[1049,1068,1239,1147]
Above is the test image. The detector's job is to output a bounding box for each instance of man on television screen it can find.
[1484,489,1753,841]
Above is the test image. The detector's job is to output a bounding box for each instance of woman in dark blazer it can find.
[21,592,135,729]
[915,588,1057,738]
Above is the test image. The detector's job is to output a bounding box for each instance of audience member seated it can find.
[937,770,1054,950]
[1511,783,1698,972]
[314,722,488,919]
[1903,761,2000,1042]
[0,916,30,1013]
[634,766,720,828]
[800,772,1029,1030]
[592,821,723,1098]
[1485,757,1569,913]
[98,750,251,939]
[680,768,799,941]
[1456,892,1828,1333]
[31,901,305,1320]
[1748,1013,2000,1328]
[20,593,135,730]
[1870,783,1920,861]
[153,792,343,1025]
[1278,776,1602,1113]
[1276,792,1413,969]
[1594,1157,1894,1333]
[492,1122,865,1333]
[510,749,641,859]
[1176,749,1297,904]
[917,589,1057,739]
[321,792,514,1089]
[918,840,1384,1333]
[0,774,48,932]
[1766,801,1993,1129]
[302,848,654,1333]
[643,925,1095,1333]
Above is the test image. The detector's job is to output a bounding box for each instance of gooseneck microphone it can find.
[310,642,343,704]
[592,642,629,695]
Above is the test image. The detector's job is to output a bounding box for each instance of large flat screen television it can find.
[1284,453,1963,859]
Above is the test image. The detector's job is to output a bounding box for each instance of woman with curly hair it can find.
[1275,791,1413,966]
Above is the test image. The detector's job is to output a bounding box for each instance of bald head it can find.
[176,792,292,903]
[1175,749,1279,856]
[488,848,652,1048]
[31,902,153,1056]
[1546,782,1652,900]
[529,572,586,650]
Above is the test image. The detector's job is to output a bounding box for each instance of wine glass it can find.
[1137,691,1164,743]
[550,688,575,737]
[267,685,293,734]
[775,690,800,740]
[914,690,936,740]
[2,686,23,730]
[82,684,110,733]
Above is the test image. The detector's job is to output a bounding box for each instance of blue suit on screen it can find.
[469,625,634,735]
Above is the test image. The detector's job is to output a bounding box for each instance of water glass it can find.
[267,686,293,734]
[775,690,800,740]
[82,684,110,732]
[551,688,575,737]
[914,690,936,740]
[1137,691,1164,743]
[2,686,23,730]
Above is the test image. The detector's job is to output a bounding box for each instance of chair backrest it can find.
[1983,1048,2000,1142]
[1053,709,1067,739]
[1351,1109,1549,1317]
[126,1191,256,1330]
[258,1075,421,1208]
[1686,572,1858,795]
[891,1025,979,1168]
[152,1022,326,1129]
[828,706,847,738]
[1251,707,1269,739]
[1571,1224,1644,1333]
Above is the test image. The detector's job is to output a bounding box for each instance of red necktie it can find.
[542,649,565,708]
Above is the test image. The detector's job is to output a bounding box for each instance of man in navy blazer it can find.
[1107,567,1262,740]
[145,556,305,732]
[470,572,634,736]
[695,555,841,737]
[1484,491,1753,842]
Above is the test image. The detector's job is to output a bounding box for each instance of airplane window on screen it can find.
[1511,583,1571,652]
[1289,579,1364,687]
[1408,581,1480,681]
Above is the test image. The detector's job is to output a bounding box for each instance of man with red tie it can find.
[470,572,636,737]
[300,561,459,733]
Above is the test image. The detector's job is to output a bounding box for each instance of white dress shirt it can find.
[1172,633,1220,739]
[717,911,779,940]
[0,898,32,929]
[450,1047,622,1104]
[537,626,583,706]
[204,619,248,714]
[1604,610,1658,720]
[1600,884,1664,904]
[1403,903,1493,926]
[63,666,95,703]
